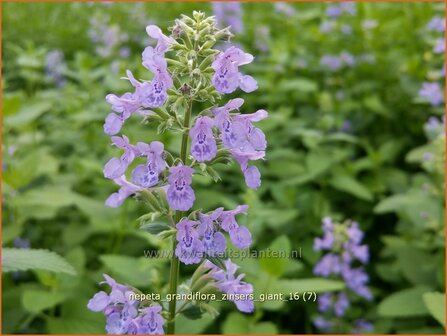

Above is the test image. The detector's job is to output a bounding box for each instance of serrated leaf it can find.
[3,248,76,275]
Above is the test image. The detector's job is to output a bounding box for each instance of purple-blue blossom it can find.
[419,82,444,106]
[132,141,166,188]
[45,49,66,87]
[427,16,446,32]
[174,205,252,265]
[212,99,267,189]
[433,37,445,54]
[212,46,258,94]
[105,176,141,208]
[274,2,296,17]
[167,164,195,211]
[190,116,218,162]
[212,2,244,33]
[87,274,164,334]
[175,218,204,264]
[205,259,254,313]
[104,135,137,180]
[313,218,373,332]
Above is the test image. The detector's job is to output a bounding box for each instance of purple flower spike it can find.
[190,116,218,162]
[167,164,196,211]
[212,46,258,94]
[105,176,141,208]
[175,219,204,264]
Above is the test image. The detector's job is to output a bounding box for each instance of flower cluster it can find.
[326,2,356,18]
[212,2,243,33]
[313,217,373,333]
[320,52,355,71]
[87,274,164,334]
[89,15,129,59]
[175,205,251,264]
[97,12,265,334]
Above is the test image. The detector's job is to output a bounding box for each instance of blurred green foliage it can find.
[2,2,445,334]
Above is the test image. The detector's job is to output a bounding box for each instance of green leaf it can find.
[205,255,226,270]
[423,292,446,327]
[181,305,203,320]
[22,290,66,314]
[280,78,318,93]
[378,286,430,317]
[100,255,161,287]
[175,314,214,334]
[6,101,52,127]
[3,248,76,275]
[329,171,373,201]
[273,278,345,294]
[140,222,172,235]
[260,235,291,277]
[251,322,279,334]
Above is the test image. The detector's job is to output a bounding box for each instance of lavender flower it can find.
[212,46,258,94]
[320,21,336,33]
[212,99,267,188]
[176,219,204,264]
[45,49,66,87]
[105,176,141,208]
[89,16,128,58]
[167,164,195,211]
[433,37,445,54]
[320,55,342,71]
[174,205,251,265]
[427,16,446,32]
[313,218,373,332]
[190,116,218,162]
[104,136,137,180]
[352,319,374,334]
[205,259,254,313]
[104,93,141,136]
[87,274,165,334]
[419,82,444,106]
[326,2,356,18]
[274,2,296,17]
[132,141,166,188]
[212,2,243,33]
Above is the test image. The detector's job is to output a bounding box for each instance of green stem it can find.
[167,99,193,334]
